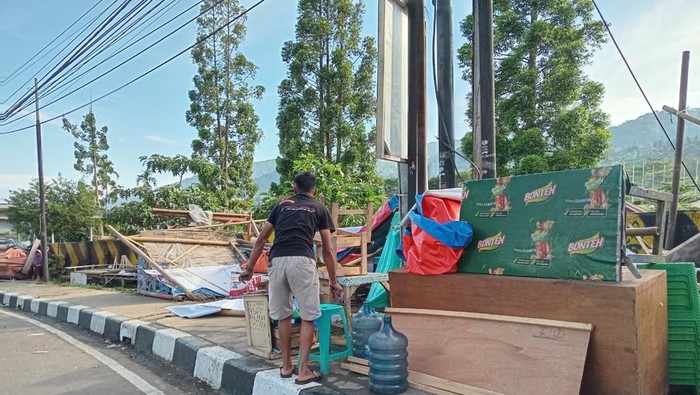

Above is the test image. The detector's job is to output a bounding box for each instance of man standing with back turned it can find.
[240,172,343,385]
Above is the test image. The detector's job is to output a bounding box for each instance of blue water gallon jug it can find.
[368,315,408,394]
[351,302,383,358]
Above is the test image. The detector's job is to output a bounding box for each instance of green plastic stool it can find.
[297,303,352,374]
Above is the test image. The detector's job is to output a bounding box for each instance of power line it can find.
[0,0,107,87]
[0,0,269,136]
[0,0,129,116]
[40,0,196,102]
[6,0,221,126]
[0,0,121,105]
[40,0,191,104]
[0,0,199,127]
[591,0,700,193]
[0,0,157,122]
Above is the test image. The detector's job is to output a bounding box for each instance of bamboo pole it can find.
[229,240,247,261]
[151,208,251,221]
[163,220,249,231]
[100,236,231,246]
[106,225,199,301]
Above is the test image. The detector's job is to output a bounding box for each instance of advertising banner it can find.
[459,165,625,281]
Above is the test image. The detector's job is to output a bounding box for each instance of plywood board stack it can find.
[389,268,668,395]
[385,308,592,395]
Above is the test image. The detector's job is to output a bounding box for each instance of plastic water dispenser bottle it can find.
[368,315,409,394]
[351,302,382,358]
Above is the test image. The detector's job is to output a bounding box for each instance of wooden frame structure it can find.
[315,203,374,278]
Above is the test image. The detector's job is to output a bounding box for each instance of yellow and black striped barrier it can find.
[48,240,138,268]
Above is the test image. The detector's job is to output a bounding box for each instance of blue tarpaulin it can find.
[366,212,402,309]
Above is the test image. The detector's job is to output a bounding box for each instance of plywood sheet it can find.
[385,308,592,395]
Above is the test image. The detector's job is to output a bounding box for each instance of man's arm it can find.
[239,221,274,281]
[320,229,339,287]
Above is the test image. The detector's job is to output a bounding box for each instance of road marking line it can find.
[0,309,165,395]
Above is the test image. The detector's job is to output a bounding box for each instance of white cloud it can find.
[144,134,183,146]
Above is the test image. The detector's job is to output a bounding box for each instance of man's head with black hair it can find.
[293,172,317,194]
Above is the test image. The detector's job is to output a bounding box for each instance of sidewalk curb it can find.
[0,289,336,395]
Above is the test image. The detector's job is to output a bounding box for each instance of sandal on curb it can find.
[294,370,323,385]
[280,367,297,379]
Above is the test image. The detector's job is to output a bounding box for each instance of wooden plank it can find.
[341,362,368,375]
[341,360,502,395]
[389,268,668,395]
[21,239,41,274]
[128,236,231,246]
[387,308,592,331]
[635,270,668,395]
[653,200,667,255]
[348,356,369,366]
[409,371,502,395]
[384,308,592,395]
[628,185,673,202]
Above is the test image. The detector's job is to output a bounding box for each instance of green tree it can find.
[7,176,98,241]
[256,153,385,225]
[275,0,378,185]
[458,0,610,176]
[62,111,119,206]
[139,154,192,187]
[185,0,263,209]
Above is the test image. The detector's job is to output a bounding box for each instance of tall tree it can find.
[185,0,263,209]
[458,0,610,175]
[62,111,118,206]
[276,0,379,184]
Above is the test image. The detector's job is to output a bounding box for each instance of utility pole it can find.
[407,0,428,208]
[34,78,49,282]
[666,51,690,250]
[472,0,496,178]
[435,0,456,188]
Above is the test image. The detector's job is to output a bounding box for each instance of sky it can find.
[0,0,699,199]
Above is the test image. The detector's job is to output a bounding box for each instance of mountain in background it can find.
[180,141,473,200]
[184,108,699,199]
[608,107,700,161]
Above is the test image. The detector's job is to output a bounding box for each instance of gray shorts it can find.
[268,256,321,321]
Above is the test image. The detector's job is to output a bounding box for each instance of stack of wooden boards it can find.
[389,268,668,394]
[637,262,700,390]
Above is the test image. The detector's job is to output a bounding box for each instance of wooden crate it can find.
[243,293,274,359]
[243,293,315,358]
[389,268,668,395]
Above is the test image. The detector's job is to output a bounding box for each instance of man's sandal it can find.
[294,370,323,385]
[280,366,298,379]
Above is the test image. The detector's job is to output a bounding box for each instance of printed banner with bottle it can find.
[459,165,625,281]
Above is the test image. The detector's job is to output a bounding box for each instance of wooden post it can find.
[21,239,41,274]
[34,78,49,281]
[666,51,690,249]
[106,225,198,300]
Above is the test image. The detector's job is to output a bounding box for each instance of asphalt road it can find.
[0,309,218,395]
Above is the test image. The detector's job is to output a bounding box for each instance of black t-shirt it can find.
[267,194,335,260]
